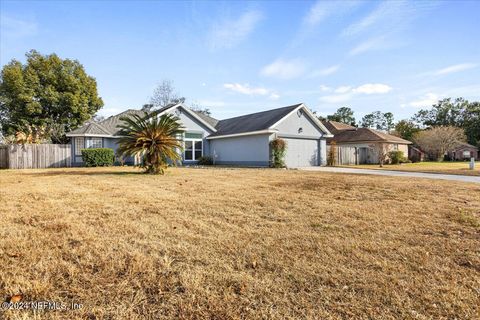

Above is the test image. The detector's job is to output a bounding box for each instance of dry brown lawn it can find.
[342,161,480,176]
[0,167,479,320]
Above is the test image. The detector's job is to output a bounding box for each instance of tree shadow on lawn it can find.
[15,167,145,177]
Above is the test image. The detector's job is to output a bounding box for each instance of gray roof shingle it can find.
[192,111,219,128]
[68,103,307,138]
[209,104,302,137]
[67,121,113,136]
[99,109,148,136]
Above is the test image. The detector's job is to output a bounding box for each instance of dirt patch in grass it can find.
[0,167,479,319]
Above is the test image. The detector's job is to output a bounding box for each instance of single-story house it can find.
[408,145,425,162]
[447,142,479,161]
[321,120,412,164]
[66,103,333,167]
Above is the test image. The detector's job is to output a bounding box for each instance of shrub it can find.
[388,150,407,164]
[197,156,213,165]
[81,148,115,167]
[270,138,287,168]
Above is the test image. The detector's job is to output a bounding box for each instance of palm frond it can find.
[116,113,185,174]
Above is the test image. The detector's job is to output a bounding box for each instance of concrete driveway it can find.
[299,167,480,184]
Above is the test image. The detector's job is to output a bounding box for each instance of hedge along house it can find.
[66,103,332,167]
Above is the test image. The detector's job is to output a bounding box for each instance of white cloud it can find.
[343,1,436,37]
[408,93,438,108]
[433,63,478,75]
[223,83,280,100]
[349,36,386,55]
[260,58,306,80]
[303,1,360,28]
[303,1,330,27]
[345,2,437,56]
[319,85,332,92]
[309,65,340,78]
[319,83,392,104]
[269,93,280,100]
[208,10,263,50]
[334,86,352,94]
[0,14,38,38]
[343,1,403,36]
[223,83,269,96]
[353,83,392,94]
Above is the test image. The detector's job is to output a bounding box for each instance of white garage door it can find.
[283,138,319,167]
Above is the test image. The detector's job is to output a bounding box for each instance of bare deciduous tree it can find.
[413,126,466,161]
[189,102,212,117]
[327,141,337,166]
[146,80,185,111]
[369,143,392,167]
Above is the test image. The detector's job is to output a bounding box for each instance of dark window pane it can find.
[185,150,193,160]
[195,150,202,160]
[194,141,202,150]
[185,141,193,150]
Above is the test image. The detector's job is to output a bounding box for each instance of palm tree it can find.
[117,113,184,174]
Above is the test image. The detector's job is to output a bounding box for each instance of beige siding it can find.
[328,142,410,165]
[398,144,408,157]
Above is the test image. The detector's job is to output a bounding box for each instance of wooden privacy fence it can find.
[327,145,377,165]
[0,144,71,169]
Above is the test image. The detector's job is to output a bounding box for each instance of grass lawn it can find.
[0,167,479,319]
[342,161,480,176]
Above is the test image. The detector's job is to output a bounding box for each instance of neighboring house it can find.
[408,145,425,163]
[66,103,333,167]
[321,120,412,164]
[447,142,479,161]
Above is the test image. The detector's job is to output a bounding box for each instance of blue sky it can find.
[1,0,479,121]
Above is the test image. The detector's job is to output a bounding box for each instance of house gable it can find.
[271,104,332,138]
[160,105,216,135]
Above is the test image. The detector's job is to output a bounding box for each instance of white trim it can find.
[66,133,114,138]
[268,104,333,137]
[157,103,217,133]
[301,106,334,137]
[206,129,277,140]
[179,106,217,132]
[183,137,203,161]
[268,104,304,129]
[154,103,179,116]
[277,134,322,140]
